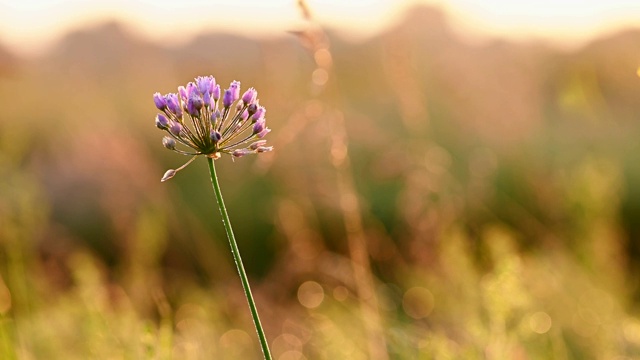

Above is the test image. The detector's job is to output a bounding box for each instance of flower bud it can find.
[241,110,249,120]
[256,146,273,153]
[162,136,176,150]
[170,122,182,136]
[196,76,215,95]
[252,118,265,134]
[212,84,221,100]
[166,93,182,117]
[252,106,266,122]
[161,169,176,182]
[203,91,212,107]
[229,80,241,101]
[186,82,197,97]
[209,77,216,93]
[155,114,169,129]
[232,149,253,158]
[242,87,257,105]
[178,86,188,101]
[257,128,271,138]
[249,140,267,150]
[210,130,222,143]
[187,93,204,116]
[247,103,258,116]
[223,89,234,108]
[153,92,167,109]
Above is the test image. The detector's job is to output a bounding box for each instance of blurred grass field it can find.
[1,5,640,359]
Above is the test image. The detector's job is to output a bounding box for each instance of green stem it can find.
[207,157,272,360]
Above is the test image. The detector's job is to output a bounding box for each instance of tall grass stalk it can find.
[295,1,389,358]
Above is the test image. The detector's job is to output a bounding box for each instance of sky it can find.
[1,0,640,55]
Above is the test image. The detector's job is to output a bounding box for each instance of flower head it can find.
[153,75,273,181]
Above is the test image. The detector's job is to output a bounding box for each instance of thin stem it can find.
[207,157,272,360]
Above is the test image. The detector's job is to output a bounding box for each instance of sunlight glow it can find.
[432,0,640,45]
[0,0,639,55]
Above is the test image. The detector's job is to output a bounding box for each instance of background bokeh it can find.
[1,2,640,359]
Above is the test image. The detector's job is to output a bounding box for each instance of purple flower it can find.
[153,92,167,109]
[256,128,271,138]
[169,122,182,136]
[178,86,188,102]
[203,91,212,108]
[166,93,182,117]
[242,88,257,105]
[196,76,215,95]
[186,82,197,98]
[232,149,253,158]
[155,114,169,129]
[253,118,265,134]
[222,89,234,108]
[252,106,266,122]
[187,93,204,116]
[153,75,274,181]
[249,140,267,150]
[256,146,273,153]
[210,130,222,143]
[229,81,241,101]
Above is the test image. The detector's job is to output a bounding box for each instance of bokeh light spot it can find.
[272,333,304,359]
[402,287,434,319]
[312,68,329,86]
[333,285,349,302]
[304,100,324,118]
[572,308,600,338]
[298,281,324,309]
[529,311,552,334]
[219,329,253,356]
[623,320,640,344]
[279,350,307,360]
[314,49,333,68]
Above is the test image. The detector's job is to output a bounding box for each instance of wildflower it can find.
[155,114,169,129]
[153,76,273,181]
[153,92,167,110]
[155,77,274,360]
[242,88,257,105]
[162,136,176,150]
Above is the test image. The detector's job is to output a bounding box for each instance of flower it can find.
[153,76,273,181]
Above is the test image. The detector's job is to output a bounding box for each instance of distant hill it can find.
[3,5,638,138]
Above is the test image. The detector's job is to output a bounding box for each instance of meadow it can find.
[1,5,640,359]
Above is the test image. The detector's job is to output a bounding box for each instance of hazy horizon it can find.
[2,0,640,56]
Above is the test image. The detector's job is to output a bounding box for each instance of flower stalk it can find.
[207,157,272,360]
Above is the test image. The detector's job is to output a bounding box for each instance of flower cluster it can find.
[153,75,273,181]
